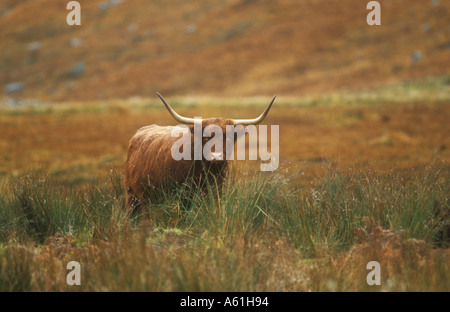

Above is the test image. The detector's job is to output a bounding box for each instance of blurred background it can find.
[1,0,448,101]
[0,0,449,183]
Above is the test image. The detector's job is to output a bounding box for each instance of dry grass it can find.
[1,78,449,184]
[1,229,448,292]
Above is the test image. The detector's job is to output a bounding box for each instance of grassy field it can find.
[0,76,449,291]
[0,162,448,291]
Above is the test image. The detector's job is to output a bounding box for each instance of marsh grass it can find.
[0,162,448,291]
[0,169,130,244]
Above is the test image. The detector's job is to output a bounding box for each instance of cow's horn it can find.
[232,96,276,125]
[157,93,196,124]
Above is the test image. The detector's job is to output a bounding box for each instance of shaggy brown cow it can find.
[124,93,276,214]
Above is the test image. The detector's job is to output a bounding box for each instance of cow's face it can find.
[188,118,235,162]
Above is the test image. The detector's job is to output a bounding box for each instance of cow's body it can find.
[124,123,230,213]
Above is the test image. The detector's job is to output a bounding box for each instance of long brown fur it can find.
[124,118,235,215]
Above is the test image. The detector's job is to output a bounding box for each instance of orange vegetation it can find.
[0,0,449,101]
[1,99,449,184]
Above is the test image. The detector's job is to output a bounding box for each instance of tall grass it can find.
[1,163,448,249]
[276,165,449,257]
[0,169,130,244]
[0,162,448,291]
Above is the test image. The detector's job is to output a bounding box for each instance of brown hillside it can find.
[0,0,449,101]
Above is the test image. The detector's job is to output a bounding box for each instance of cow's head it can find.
[157,93,276,162]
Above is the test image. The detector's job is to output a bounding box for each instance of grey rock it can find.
[5,82,25,94]
[70,62,85,77]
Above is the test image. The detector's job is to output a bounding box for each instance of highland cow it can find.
[124,93,276,214]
